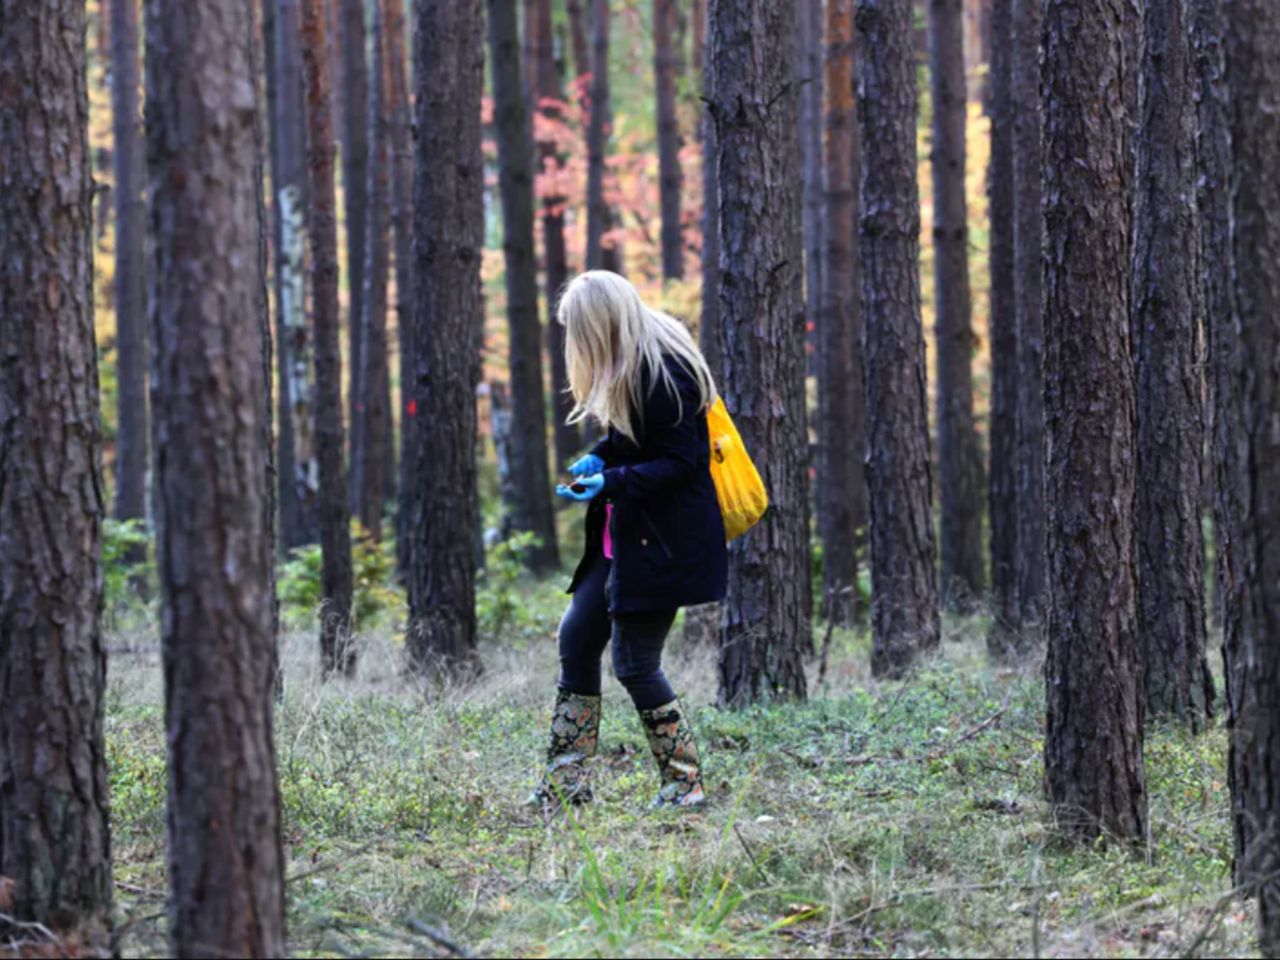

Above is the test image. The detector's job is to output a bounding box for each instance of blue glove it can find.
[568,453,604,477]
[556,473,604,502]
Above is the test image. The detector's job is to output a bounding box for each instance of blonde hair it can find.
[557,270,716,445]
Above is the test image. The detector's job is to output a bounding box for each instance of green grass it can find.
[104,579,1254,958]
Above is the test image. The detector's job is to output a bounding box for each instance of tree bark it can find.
[302,0,356,676]
[489,0,559,571]
[566,0,590,85]
[0,0,114,948]
[111,0,149,529]
[699,0,720,383]
[799,0,823,376]
[1192,0,1246,882]
[584,0,611,271]
[929,0,984,609]
[409,0,486,676]
[355,0,392,541]
[986,0,1018,655]
[144,0,286,950]
[712,0,810,707]
[856,0,941,677]
[819,0,866,627]
[1133,0,1212,729]
[1225,1,1280,946]
[387,0,415,576]
[1011,0,1046,642]
[655,0,684,281]
[1041,0,1147,844]
[341,0,369,487]
[534,0,579,469]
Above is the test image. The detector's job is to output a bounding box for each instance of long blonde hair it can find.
[558,270,716,444]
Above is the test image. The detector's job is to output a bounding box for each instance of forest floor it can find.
[104,579,1254,958]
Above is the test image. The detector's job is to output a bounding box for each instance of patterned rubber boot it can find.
[526,689,601,806]
[638,698,707,808]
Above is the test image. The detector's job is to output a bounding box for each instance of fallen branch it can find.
[406,919,475,959]
[846,702,1010,768]
[732,823,770,884]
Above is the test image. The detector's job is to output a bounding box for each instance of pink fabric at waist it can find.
[603,503,614,560]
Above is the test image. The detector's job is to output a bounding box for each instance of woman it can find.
[528,271,727,809]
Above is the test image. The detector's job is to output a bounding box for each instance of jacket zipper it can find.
[638,506,675,559]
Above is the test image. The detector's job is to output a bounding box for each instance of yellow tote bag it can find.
[706,397,768,540]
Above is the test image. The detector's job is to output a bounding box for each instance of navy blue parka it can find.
[567,355,728,615]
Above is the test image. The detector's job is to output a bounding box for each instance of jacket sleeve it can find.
[601,363,704,501]
[588,431,612,465]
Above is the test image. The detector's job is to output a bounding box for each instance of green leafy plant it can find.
[102,517,155,625]
[477,531,540,641]
[279,521,403,628]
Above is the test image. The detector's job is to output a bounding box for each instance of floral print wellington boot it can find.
[527,690,601,806]
[638,699,706,808]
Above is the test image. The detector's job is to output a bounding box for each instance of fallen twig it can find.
[846,701,1011,768]
[406,918,475,959]
[732,822,770,884]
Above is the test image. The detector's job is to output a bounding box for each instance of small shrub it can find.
[279,520,403,627]
[477,531,541,641]
[102,517,156,625]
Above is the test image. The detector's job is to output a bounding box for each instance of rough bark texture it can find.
[1041,0,1147,843]
[489,0,559,571]
[711,0,810,708]
[985,0,1018,655]
[929,0,984,610]
[388,0,415,576]
[1011,0,1046,641]
[584,0,611,271]
[111,0,149,528]
[655,0,684,281]
[856,0,941,677]
[302,0,356,675]
[1133,0,1212,729]
[341,0,369,479]
[699,0,720,383]
[1225,1,1280,945]
[354,0,392,541]
[0,0,114,948]
[534,0,579,469]
[144,0,286,950]
[566,0,590,83]
[819,0,866,626]
[1192,0,1247,881]
[799,0,823,375]
[409,0,485,676]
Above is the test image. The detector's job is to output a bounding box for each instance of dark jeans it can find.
[557,552,677,710]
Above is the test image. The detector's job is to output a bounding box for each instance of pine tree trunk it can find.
[1011,0,1046,641]
[1225,1,1280,945]
[1192,0,1247,882]
[1133,0,1212,729]
[302,0,356,676]
[388,0,415,576]
[655,0,684,281]
[712,0,810,707]
[489,0,559,571]
[341,0,369,487]
[0,0,114,947]
[566,0,590,85]
[1041,0,1147,844]
[819,0,866,626]
[699,0,720,382]
[584,0,611,271]
[534,0,579,469]
[857,0,941,677]
[986,0,1019,655]
[111,0,149,530]
[929,0,984,609]
[409,0,486,675]
[355,0,392,542]
[799,0,823,376]
[144,0,286,949]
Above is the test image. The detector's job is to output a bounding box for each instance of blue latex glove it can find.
[556,473,604,502]
[567,453,605,477]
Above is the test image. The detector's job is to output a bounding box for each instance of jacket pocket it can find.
[638,506,675,560]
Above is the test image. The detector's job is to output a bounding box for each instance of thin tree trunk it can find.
[144,0,286,950]
[535,0,579,469]
[655,0,684,280]
[584,0,611,271]
[111,0,149,529]
[408,0,486,676]
[712,0,810,707]
[355,0,392,541]
[1133,0,1212,729]
[929,0,984,609]
[387,0,415,576]
[857,0,941,677]
[1225,1,1280,946]
[799,0,823,379]
[302,0,356,676]
[1011,0,1046,642]
[986,0,1018,656]
[819,0,866,627]
[0,0,113,947]
[566,0,590,86]
[1041,0,1147,844]
[341,0,369,489]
